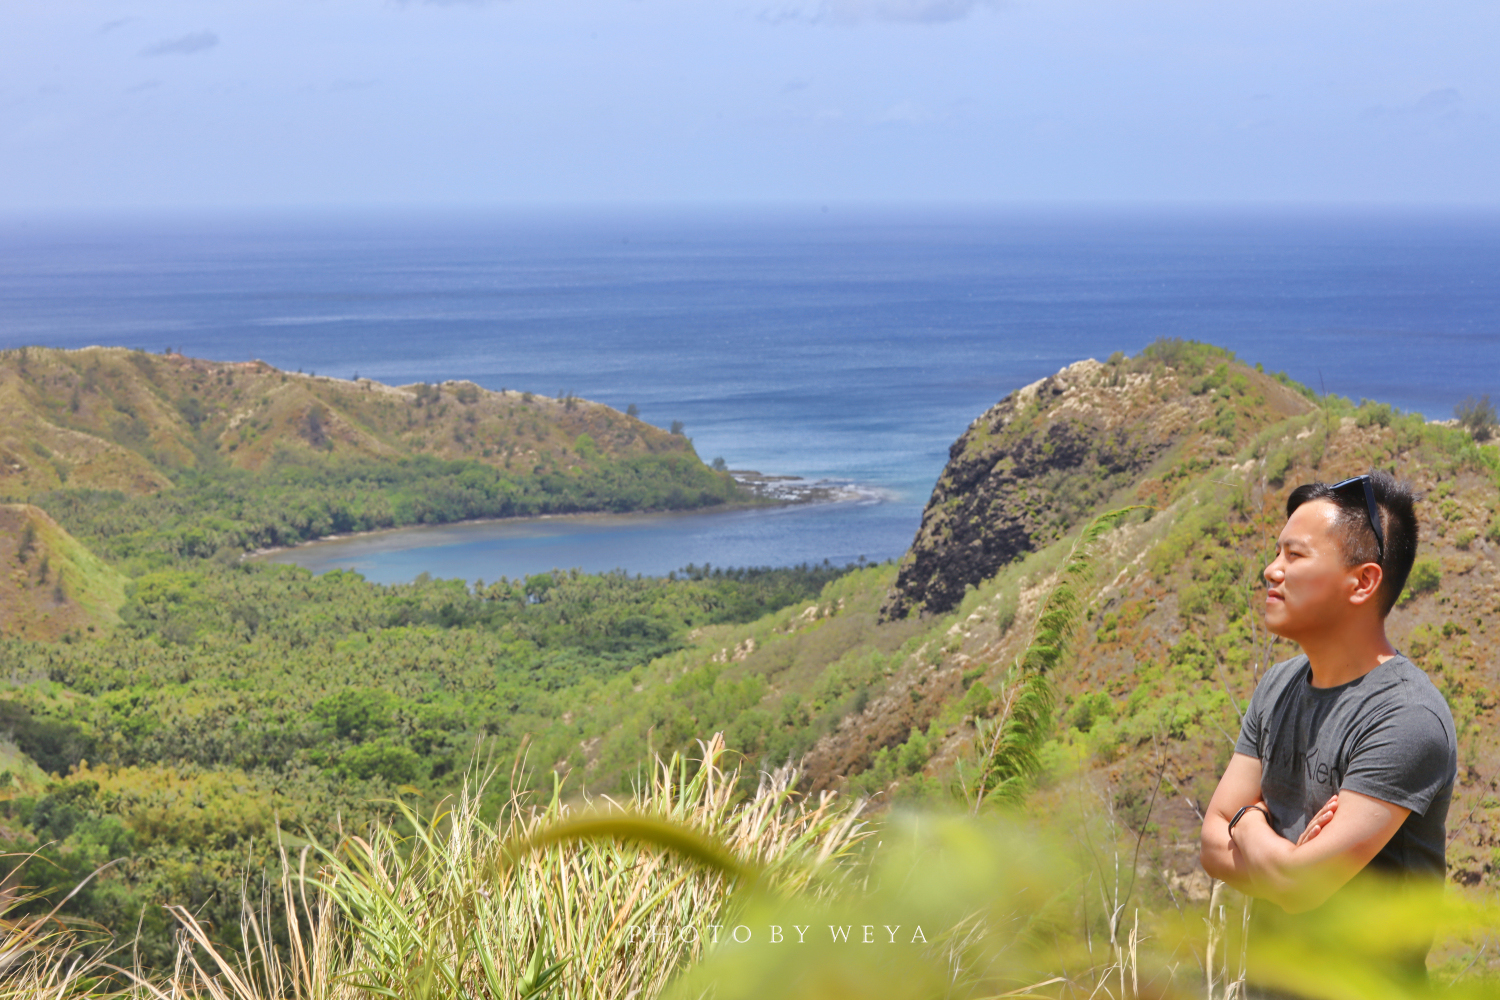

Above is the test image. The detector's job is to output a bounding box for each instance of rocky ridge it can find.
[881,353,1314,620]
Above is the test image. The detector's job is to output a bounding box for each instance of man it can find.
[1199,470,1457,990]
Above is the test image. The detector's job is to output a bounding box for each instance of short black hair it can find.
[1286,469,1422,617]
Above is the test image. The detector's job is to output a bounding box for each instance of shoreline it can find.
[244,471,887,562]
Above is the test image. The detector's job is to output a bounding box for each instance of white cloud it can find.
[140,31,219,57]
[878,99,939,123]
[763,0,998,26]
[1365,88,1474,124]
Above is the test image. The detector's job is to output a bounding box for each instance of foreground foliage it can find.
[3,736,1499,1000]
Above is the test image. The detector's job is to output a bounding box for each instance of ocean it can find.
[3,206,1497,582]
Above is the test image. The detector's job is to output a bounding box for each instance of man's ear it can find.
[1348,561,1384,606]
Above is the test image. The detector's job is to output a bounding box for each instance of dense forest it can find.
[0,558,859,966]
[30,449,745,568]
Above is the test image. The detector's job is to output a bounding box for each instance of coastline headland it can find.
[0,344,750,562]
[730,470,888,505]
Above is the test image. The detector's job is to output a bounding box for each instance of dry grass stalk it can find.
[113,733,871,1000]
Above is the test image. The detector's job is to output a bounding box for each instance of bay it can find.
[3,205,1498,582]
[255,501,893,584]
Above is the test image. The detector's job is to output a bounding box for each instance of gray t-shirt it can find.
[1234,652,1457,882]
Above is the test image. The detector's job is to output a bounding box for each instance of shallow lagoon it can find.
[256,496,908,584]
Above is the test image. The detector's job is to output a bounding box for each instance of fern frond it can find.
[968,669,1057,809]
[965,506,1145,813]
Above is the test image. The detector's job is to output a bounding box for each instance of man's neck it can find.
[1299,619,1397,688]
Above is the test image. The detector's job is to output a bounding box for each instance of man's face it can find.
[1263,499,1365,641]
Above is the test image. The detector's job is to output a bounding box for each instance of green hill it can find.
[0,503,127,641]
[579,341,1500,897]
[0,345,701,490]
[0,346,748,566]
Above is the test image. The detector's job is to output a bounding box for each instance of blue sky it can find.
[2,1,1497,210]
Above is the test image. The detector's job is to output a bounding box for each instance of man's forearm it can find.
[1202,806,1310,907]
[1201,756,1407,913]
[1228,812,1344,913]
[1199,811,1255,892]
[1226,816,1297,901]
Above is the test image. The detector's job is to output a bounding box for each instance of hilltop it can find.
[0,345,711,494]
[0,346,747,571]
[881,346,1315,619]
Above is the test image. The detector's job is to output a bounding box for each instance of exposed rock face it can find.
[880,356,1311,620]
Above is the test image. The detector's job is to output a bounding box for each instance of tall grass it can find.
[5,744,1500,999]
[0,853,119,998]
[75,733,870,1000]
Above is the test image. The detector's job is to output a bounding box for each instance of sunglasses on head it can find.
[1331,475,1384,562]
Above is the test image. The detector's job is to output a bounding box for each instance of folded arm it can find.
[1199,752,1410,913]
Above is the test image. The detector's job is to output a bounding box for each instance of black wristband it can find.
[1228,804,1269,837]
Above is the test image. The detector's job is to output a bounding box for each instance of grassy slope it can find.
[0,504,127,641]
[0,345,711,494]
[2,344,748,584]
[565,349,1500,911]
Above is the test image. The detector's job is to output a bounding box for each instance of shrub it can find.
[1355,400,1395,428]
[1456,394,1497,441]
[17,520,35,562]
[1179,583,1211,618]
[1131,338,1235,377]
[1068,691,1114,733]
[897,726,932,775]
[959,680,994,716]
[1400,556,1442,605]
[340,740,424,784]
[1264,447,1294,487]
[992,589,1019,634]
